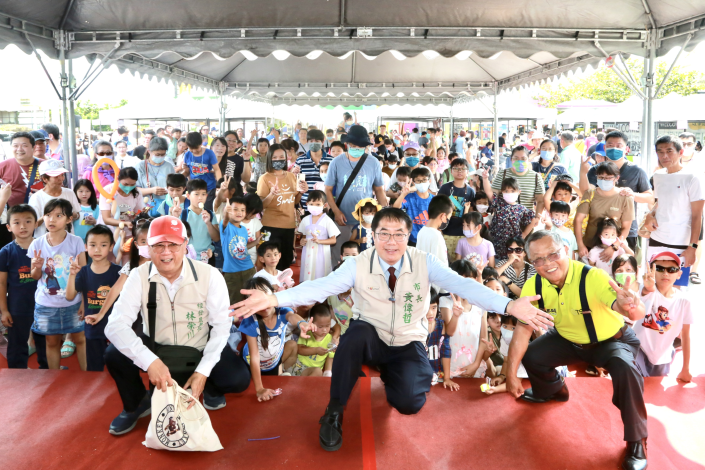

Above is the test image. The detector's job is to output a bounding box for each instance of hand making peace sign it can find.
[68,256,81,276]
[609,278,641,317]
[31,249,44,272]
[642,261,656,293]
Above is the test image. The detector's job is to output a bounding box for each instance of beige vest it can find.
[138,259,211,351]
[353,247,430,346]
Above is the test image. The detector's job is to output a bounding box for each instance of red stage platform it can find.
[0,368,703,470]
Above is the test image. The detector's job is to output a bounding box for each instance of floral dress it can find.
[488,196,535,260]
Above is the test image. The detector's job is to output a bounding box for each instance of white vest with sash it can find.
[137,258,212,351]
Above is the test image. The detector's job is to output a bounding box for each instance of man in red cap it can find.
[103,216,250,436]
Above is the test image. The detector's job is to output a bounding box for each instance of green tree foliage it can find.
[75,99,128,129]
[534,58,705,108]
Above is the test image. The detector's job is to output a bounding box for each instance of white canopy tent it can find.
[1,0,704,178]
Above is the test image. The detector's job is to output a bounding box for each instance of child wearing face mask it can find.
[455,211,495,267]
[386,166,411,203]
[548,200,578,259]
[486,176,537,260]
[393,167,433,245]
[298,190,340,282]
[588,217,633,272]
[350,199,380,251]
[473,191,492,227]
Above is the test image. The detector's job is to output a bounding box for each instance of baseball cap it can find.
[31,129,49,142]
[147,216,188,245]
[649,251,681,266]
[38,159,69,177]
[594,142,606,156]
[403,142,421,152]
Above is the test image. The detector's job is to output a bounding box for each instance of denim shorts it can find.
[32,302,84,336]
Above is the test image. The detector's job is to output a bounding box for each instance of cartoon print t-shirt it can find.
[74,263,121,339]
[633,288,694,365]
[27,232,85,308]
[220,221,254,273]
[240,308,293,371]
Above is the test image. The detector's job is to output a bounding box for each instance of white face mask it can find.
[320,172,327,180]
[502,193,520,203]
[362,214,375,224]
[398,181,407,188]
[601,236,617,247]
[476,204,489,213]
[683,146,695,157]
[415,182,430,193]
[501,328,514,344]
[308,205,324,216]
[387,163,397,170]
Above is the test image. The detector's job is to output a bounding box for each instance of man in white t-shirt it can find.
[633,252,693,381]
[644,135,705,277]
[678,132,705,283]
[415,196,455,324]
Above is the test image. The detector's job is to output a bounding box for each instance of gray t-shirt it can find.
[325,154,384,226]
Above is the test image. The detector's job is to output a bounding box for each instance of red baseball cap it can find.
[147,216,187,245]
[649,251,681,266]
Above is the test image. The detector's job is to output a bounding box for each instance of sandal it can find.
[585,365,599,376]
[60,340,76,359]
[690,272,701,285]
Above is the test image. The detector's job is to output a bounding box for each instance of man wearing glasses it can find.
[231,208,554,452]
[504,230,648,470]
[103,216,250,436]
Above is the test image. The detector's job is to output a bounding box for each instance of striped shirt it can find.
[491,168,545,210]
[296,151,333,209]
[496,259,536,293]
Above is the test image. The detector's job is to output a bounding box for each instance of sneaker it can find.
[203,391,226,411]
[109,392,151,436]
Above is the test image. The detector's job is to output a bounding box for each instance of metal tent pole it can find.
[493,82,499,168]
[646,46,656,172]
[640,55,649,167]
[218,82,227,134]
[67,58,78,185]
[59,48,71,172]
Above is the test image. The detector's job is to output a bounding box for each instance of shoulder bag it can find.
[328,153,368,218]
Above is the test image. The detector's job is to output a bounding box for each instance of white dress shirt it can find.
[105,261,233,376]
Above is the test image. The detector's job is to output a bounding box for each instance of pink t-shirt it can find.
[455,238,496,266]
[97,182,144,238]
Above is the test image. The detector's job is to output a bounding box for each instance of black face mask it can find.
[272,160,287,170]
[439,217,449,231]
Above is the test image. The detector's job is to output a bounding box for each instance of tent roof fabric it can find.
[2,1,705,103]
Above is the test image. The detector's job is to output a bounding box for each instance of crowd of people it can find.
[0,116,699,469]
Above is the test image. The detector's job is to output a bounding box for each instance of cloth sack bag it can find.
[143,383,223,452]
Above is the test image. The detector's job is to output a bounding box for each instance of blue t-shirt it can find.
[220,221,254,273]
[184,149,218,191]
[0,241,37,316]
[240,307,293,371]
[73,204,101,242]
[325,154,384,226]
[186,207,215,253]
[74,263,122,339]
[400,192,432,243]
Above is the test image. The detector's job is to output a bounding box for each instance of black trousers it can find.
[6,313,48,369]
[522,327,648,442]
[105,335,251,412]
[331,320,433,415]
[262,226,295,270]
[86,338,109,372]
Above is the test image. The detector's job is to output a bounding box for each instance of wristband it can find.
[297,320,308,329]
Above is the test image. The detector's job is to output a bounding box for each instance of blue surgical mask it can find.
[405,157,420,167]
[393,139,400,145]
[540,150,555,161]
[151,156,165,164]
[596,179,614,191]
[119,183,136,193]
[348,148,365,158]
[605,148,624,161]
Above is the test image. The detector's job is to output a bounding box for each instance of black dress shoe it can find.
[622,438,648,470]
[319,408,344,451]
[521,383,570,403]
